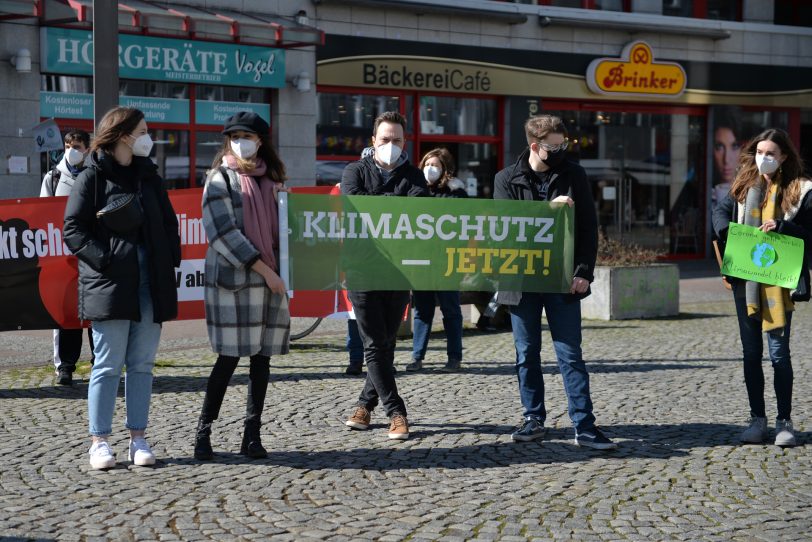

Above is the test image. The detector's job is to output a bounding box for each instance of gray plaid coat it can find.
[202,167,290,357]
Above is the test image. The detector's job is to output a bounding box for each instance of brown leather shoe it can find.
[388,413,409,440]
[345,406,371,430]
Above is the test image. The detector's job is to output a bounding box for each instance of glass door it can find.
[544,104,706,256]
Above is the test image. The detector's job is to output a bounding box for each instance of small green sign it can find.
[283,194,575,292]
[195,101,270,125]
[40,92,190,123]
[721,222,805,289]
[41,27,285,88]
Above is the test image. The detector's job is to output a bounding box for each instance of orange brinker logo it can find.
[586,42,686,97]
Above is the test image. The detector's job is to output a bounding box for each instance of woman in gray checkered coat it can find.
[194,112,290,461]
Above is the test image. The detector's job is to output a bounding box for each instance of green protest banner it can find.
[280,193,574,292]
[721,222,805,289]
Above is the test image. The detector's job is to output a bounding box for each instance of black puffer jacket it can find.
[430,177,468,199]
[493,149,598,295]
[340,154,429,197]
[63,151,181,322]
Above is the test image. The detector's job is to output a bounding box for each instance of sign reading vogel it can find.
[40,27,285,88]
[586,41,686,98]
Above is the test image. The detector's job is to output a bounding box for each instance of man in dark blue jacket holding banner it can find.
[493,115,616,450]
[341,111,428,441]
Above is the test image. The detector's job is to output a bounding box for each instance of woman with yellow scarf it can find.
[713,128,811,447]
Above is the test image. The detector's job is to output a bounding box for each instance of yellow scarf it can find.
[746,184,794,332]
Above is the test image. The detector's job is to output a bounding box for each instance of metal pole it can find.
[93,1,119,127]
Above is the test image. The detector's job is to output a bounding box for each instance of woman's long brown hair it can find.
[729,128,805,214]
[419,147,456,190]
[212,132,286,184]
[90,107,144,154]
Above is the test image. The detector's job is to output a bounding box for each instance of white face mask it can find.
[230,138,258,160]
[130,134,153,157]
[423,165,442,182]
[756,154,780,175]
[65,147,85,166]
[376,142,402,166]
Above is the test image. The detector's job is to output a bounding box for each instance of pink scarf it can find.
[223,154,280,272]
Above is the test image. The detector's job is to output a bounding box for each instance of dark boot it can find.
[194,419,214,460]
[240,421,267,459]
[241,354,270,459]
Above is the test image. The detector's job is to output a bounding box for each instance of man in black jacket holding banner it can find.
[341,111,428,440]
[493,115,616,450]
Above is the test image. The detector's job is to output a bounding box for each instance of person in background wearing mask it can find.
[341,111,428,440]
[64,107,181,469]
[193,112,290,461]
[40,129,95,386]
[406,147,467,373]
[493,115,616,450]
[712,129,811,447]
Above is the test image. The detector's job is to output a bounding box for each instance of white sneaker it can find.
[128,437,156,466]
[775,419,797,447]
[740,417,768,443]
[88,441,116,470]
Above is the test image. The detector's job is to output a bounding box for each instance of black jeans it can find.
[200,354,270,425]
[56,327,95,372]
[349,290,410,417]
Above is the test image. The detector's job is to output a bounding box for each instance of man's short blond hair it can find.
[525,115,567,146]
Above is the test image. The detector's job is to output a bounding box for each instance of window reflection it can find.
[317,94,400,156]
[419,96,495,136]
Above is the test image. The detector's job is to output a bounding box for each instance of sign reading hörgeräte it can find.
[721,222,804,289]
[40,27,285,88]
[283,194,574,292]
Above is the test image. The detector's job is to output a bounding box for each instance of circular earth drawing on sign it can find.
[751,242,777,268]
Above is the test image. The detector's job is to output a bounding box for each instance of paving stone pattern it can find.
[0,300,810,541]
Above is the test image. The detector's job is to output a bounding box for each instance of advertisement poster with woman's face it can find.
[711,106,790,207]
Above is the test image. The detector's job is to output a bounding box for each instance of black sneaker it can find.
[575,427,617,450]
[56,368,73,386]
[511,417,545,442]
[345,362,363,376]
[437,359,462,373]
[405,359,423,372]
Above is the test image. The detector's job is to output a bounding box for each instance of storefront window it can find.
[195,131,224,187]
[150,129,190,189]
[317,93,401,156]
[546,109,706,255]
[419,96,496,136]
[120,80,188,99]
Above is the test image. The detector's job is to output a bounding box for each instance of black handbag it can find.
[95,178,144,235]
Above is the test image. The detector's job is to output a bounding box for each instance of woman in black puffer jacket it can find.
[64,106,180,470]
[406,148,468,373]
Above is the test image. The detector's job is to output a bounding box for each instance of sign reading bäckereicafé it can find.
[40,27,285,88]
[281,194,574,292]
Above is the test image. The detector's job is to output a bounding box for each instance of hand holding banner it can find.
[721,222,804,289]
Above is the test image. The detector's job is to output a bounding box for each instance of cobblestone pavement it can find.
[1,296,810,541]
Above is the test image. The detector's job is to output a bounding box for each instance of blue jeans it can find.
[88,247,162,436]
[411,291,463,362]
[732,283,793,420]
[347,319,363,364]
[509,292,595,433]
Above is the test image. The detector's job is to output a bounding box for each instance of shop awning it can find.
[0,0,40,19]
[41,0,323,47]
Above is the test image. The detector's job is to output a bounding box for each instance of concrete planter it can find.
[581,264,679,320]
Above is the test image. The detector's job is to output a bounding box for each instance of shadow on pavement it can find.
[158,422,806,470]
